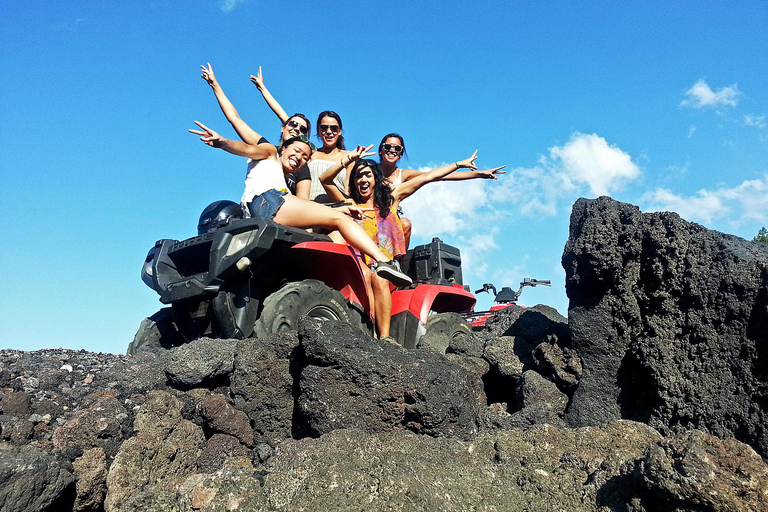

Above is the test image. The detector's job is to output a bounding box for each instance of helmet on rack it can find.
[197,200,242,235]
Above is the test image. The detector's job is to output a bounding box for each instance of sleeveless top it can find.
[387,167,403,187]
[242,158,289,204]
[356,204,407,265]
[308,159,347,203]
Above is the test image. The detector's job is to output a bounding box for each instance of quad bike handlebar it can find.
[476,278,551,304]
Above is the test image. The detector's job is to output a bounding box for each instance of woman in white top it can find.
[188,121,411,287]
[201,63,311,200]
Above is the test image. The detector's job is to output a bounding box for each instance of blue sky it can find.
[2,1,766,354]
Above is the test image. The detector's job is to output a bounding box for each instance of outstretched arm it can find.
[400,165,506,182]
[201,63,265,146]
[189,121,276,160]
[394,151,479,201]
[319,145,375,201]
[439,165,506,180]
[250,67,289,123]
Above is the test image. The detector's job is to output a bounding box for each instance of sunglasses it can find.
[298,134,316,151]
[286,120,308,135]
[319,124,340,133]
[382,143,403,154]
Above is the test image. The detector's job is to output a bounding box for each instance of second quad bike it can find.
[464,279,552,327]
[130,201,476,354]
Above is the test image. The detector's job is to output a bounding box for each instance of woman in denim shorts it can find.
[189,121,412,288]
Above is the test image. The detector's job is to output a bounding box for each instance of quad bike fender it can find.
[391,284,476,323]
[389,284,476,348]
[291,241,372,314]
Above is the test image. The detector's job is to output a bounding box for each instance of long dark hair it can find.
[378,133,407,161]
[316,110,345,150]
[349,159,393,218]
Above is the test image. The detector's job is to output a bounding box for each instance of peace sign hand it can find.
[249,66,264,90]
[351,144,376,162]
[477,165,507,179]
[200,62,218,87]
[189,120,223,148]
[456,150,478,170]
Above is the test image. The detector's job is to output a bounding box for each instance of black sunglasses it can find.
[382,143,403,154]
[286,120,308,135]
[319,124,340,133]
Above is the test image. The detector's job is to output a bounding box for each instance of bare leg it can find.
[274,196,391,263]
[401,217,412,249]
[360,264,377,334]
[371,274,392,338]
[327,230,345,244]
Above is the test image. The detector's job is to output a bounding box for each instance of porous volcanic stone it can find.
[52,392,129,460]
[72,447,107,512]
[229,333,300,445]
[562,196,768,458]
[104,390,205,512]
[0,442,74,512]
[297,318,485,440]
[636,429,768,511]
[165,337,236,387]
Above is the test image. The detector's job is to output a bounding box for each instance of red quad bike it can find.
[129,201,478,354]
[463,279,552,328]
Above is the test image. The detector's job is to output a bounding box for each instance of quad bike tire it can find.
[418,312,473,354]
[254,279,369,337]
[127,307,185,355]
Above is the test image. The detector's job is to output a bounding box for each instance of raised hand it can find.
[201,62,217,87]
[339,205,375,219]
[189,120,223,148]
[351,144,376,162]
[477,165,507,179]
[249,66,264,90]
[456,150,479,170]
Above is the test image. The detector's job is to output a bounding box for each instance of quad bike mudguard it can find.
[389,284,475,348]
[290,241,372,315]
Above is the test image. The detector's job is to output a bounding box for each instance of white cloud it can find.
[745,115,766,129]
[221,0,245,12]
[640,175,768,226]
[399,168,491,238]
[549,133,640,196]
[400,133,640,280]
[680,79,741,108]
[455,228,500,277]
[687,125,696,138]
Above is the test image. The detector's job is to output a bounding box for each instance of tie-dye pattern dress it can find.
[356,204,407,265]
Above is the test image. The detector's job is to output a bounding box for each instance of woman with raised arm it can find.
[376,133,506,247]
[251,68,353,202]
[320,149,491,341]
[188,121,412,288]
[201,63,311,199]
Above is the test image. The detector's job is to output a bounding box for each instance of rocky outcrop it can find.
[2,196,768,511]
[563,196,768,459]
[297,320,485,440]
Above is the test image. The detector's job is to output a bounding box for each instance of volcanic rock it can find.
[297,319,485,440]
[562,196,768,459]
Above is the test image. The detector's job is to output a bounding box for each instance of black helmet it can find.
[197,200,242,235]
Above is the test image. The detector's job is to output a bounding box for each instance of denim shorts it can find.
[248,189,287,219]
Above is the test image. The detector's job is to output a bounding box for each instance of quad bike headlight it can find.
[141,250,157,290]
[225,231,254,257]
